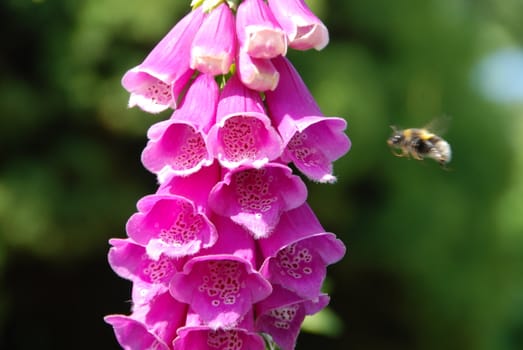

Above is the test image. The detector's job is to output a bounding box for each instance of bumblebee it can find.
[387,125,452,167]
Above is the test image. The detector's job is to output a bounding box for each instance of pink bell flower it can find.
[121,7,204,113]
[267,0,329,51]
[209,162,307,238]
[266,56,351,183]
[258,203,346,299]
[126,165,220,260]
[236,0,287,59]
[190,3,236,75]
[108,238,184,287]
[105,315,171,350]
[173,324,265,350]
[105,289,187,350]
[141,74,218,181]
[169,216,272,329]
[236,48,280,91]
[174,309,265,349]
[255,285,330,350]
[207,74,283,169]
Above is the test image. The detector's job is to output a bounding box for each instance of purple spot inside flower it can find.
[221,116,264,162]
[198,260,243,308]
[159,202,203,246]
[207,329,244,350]
[142,254,176,284]
[275,243,314,280]
[269,304,299,330]
[286,132,321,167]
[167,125,208,170]
[234,168,277,213]
[143,80,173,106]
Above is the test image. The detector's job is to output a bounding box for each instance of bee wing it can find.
[424,115,451,135]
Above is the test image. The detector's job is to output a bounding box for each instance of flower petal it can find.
[173,326,265,350]
[258,204,346,299]
[237,48,280,91]
[255,285,330,350]
[122,8,204,112]
[207,74,283,169]
[267,0,329,51]
[126,195,217,260]
[105,315,170,350]
[105,287,186,349]
[209,163,307,238]
[236,0,287,59]
[170,255,272,329]
[191,3,236,75]
[108,238,182,285]
[266,56,351,183]
[141,75,219,179]
[172,73,219,134]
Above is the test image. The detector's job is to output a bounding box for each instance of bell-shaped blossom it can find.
[209,162,307,238]
[207,74,283,169]
[236,0,287,59]
[105,289,187,350]
[258,203,346,299]
[266,56,351,183]
[126,194,217,260]
[126,165,220,260]
[267,0,329,51]
[174,327,265,350]
[237,48,280,91]
[191,3,236,75]
[170,216,272,329]
[174,311,266,350]
[122,8,204,113]
[108,238,184,287]
[141,74,219,180]
[255,285,330,350]
[105,315,170,350]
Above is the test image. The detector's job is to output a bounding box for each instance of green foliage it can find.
[0,0,522,349]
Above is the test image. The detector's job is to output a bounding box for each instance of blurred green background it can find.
[1,0,522,349]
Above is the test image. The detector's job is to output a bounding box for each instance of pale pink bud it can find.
[236,0,287,59]
[237,48,280,91]
[268,0,329,51]
[190,3,237,75]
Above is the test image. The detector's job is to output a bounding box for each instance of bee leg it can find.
[390,149,406,157]
[411,151,424,160]
[391,147,410,158]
